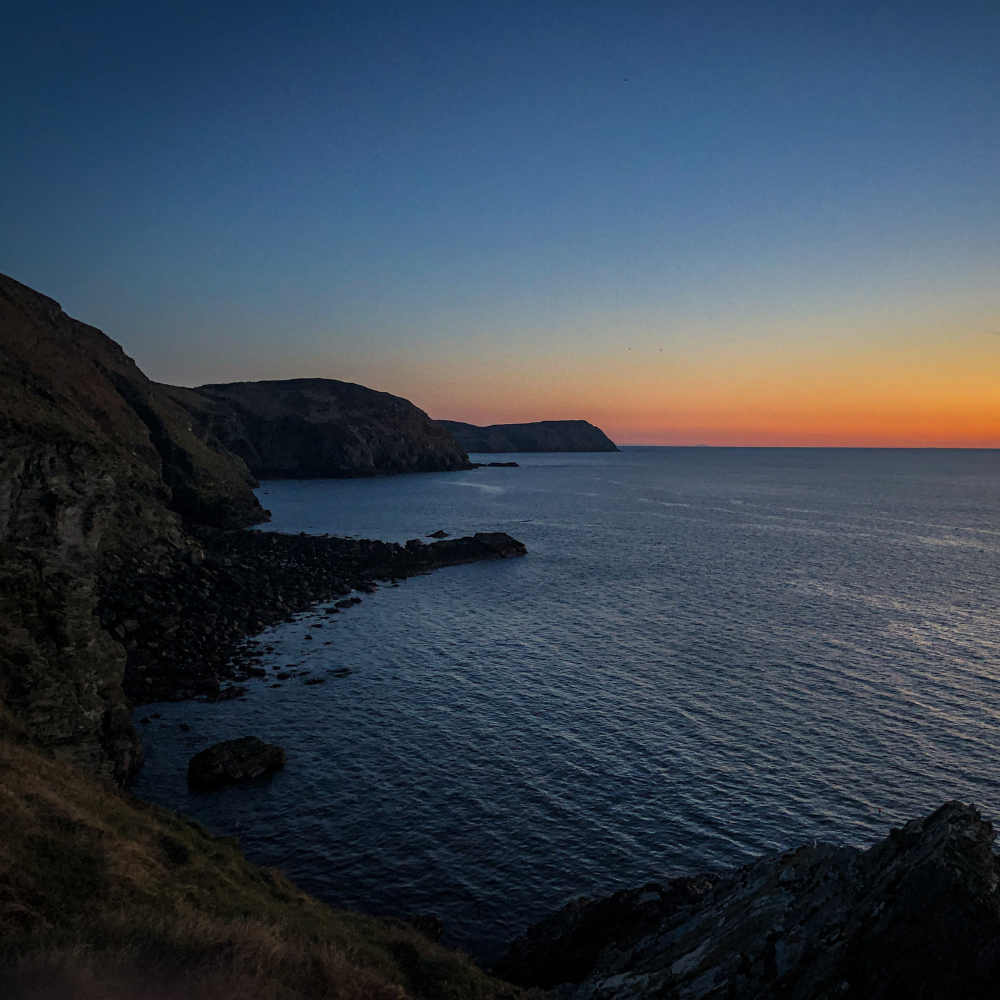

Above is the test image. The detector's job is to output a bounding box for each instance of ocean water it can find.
[131,447,1000,961]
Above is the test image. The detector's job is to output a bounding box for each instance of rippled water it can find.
[131,447,1000,961]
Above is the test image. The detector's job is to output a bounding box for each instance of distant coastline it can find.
[436,418,618,453]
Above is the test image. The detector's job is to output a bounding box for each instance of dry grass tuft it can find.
[0,737,520,1000]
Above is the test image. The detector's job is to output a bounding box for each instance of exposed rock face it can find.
[495,802,1000,999]
[0,273,267,783]
[436,419,618,453]
[187,735,286,790]
[166,379,473,478]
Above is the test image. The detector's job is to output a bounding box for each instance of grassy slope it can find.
[0,736,518,1000]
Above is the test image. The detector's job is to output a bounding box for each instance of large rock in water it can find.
[494,801,1000,999]
[187,736,286,791]
[164,379,473,478]
[435,419,618,453]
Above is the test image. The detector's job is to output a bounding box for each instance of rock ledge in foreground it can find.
[187,736,286,791]
[495,801,1000,999]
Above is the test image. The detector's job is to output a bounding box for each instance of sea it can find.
[130,447,1000,962]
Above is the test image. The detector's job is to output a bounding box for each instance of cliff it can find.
[495,801,1000,999]
[0,273,267,783]
[436,420,618,453]
[167,379,473,479]
[0,272,496,783]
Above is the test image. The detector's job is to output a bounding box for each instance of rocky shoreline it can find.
[98,528,526,712]
[494,800,1000,998]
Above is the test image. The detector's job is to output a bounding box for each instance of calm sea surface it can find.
[132,447,1000,961]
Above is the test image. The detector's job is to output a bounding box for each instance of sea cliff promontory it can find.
[0,271,507,782]
[436,419,618,453]
[168,378,472,479]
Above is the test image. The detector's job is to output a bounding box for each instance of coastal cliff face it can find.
[436,419,618,453]
[0,272,506,783]
[495,801,1000,999]
[0,273,267,783]
[167,379,473,479]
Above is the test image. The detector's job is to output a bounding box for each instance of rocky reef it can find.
[100,527,526,706]
[436,419,618,453]
[495,800,1000,999]
[187,735,287,790]
[167,378,473,478]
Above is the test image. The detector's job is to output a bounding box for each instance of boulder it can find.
[187,736,286,791]
[494,801,1000,998]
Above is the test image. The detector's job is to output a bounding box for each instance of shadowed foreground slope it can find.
[0,737,518,1000]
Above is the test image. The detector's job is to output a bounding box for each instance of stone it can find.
[187,736,286,791]
[494,801,1000,998]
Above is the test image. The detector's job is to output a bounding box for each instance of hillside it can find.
[436,420,617,453]
[0,736,519,1000]
[167,380,472,479]
[0,273,267,783]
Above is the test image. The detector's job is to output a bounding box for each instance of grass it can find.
[0,737,521,1000]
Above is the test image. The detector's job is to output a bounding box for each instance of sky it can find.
[3,1,1000,446]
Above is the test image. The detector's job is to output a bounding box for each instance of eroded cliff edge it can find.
[0,273,269,783]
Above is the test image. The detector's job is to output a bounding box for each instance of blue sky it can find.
[3,1,999,442]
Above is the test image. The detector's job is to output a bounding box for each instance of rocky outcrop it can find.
[187,735,286,790]
[166,379,473,478]
[495,801,1000,999]
[0,273,267,783]
[436,419,618,453]
[100,528,527,705]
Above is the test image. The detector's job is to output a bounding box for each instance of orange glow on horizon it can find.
[162,308,1000,449]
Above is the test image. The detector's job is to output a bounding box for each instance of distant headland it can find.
[436,419,618,453]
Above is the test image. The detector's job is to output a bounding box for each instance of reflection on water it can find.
[131,448,1000,961]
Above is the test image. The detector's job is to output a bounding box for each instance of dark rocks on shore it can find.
[494,801,1000,999]
[187,736,286,791]
[427,529,449,538]
[96,528,527,706]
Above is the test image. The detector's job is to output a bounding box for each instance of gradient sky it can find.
[3,1,1000,445]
